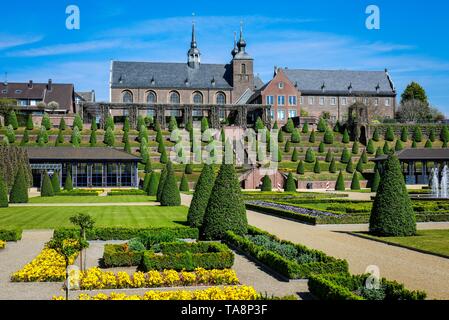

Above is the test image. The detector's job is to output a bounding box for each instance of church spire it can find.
[191,19,197,49]
[187,15,201,69]
[231,31,238,57]
[237,21,247,52]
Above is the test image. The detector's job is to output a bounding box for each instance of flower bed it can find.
[141,242,234,271]
[55,189,101,196]
[107,189,147,196]
[54,286,259,300]
[0,229,22,241]
[308,273,426,300]
[0,240,5,249]
[225,226,348,279]
[11,247,77,282]
[72,267,239,290]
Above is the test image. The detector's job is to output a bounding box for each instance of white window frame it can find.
[374,98,379,106]
[278,82,284,89]
[288,96,297,106]
[300,96,304,104]
[288,109,297,118]
[308,97,314,105]
[385,98,390,107]
[277,95,285,106]
[266,95,274,105]
[319,97,325,106]
[330,97,337,106]
[341,97,347,106]
[277,109,285,120]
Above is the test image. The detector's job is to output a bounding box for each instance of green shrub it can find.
[346,159,354,173]
[340,147,351,163]
[55,129,64,146]
[440,126,449,143]
[372,128,380,142]
[351,141,359,154]
[104,127,115,147]
[361,149,368,163]
[40,172,54,197]
[385,127,395,141]
[375,147,384,158]
[245,203,316,225]
[9,166,28,203]
[325,149,333,163]
[105,116,115,131]
[51,172,61,193]
[142,173,151,192]
[291,129,300,143]
[305,148,315,163]
[313,159,321,174]
[356,157,364,173]
[329,158,337,173]
[108,189,146,196]
[369,155,416,236]
[5,125,15,144]
[428,128,436,142]
[413,126,422,142]
[335,171,345,191]
[383,141,390,154]
[277,129,284,143]
[284,118,294,133]
[41,113,52,130]
[156,165,167,202]
[187,164,215,228]
[26,114,34,130]
[59,118,66,131]
[160,161,181,206]
[308,129,316,143]
[302,123,309,133]
[318,142,325,153]
[350,173,361,190]
[342,129,350,144]
[411,140,417,148]
[6,111,18,130]
[284,173,296,192]
[0,174,8,208]
[400,127,408,142]
[179,174,189,192]
[103,244,144,267]
[317,118,327,132]
[261,175,272,191]
[90,119,97,132]
[366,139,375,154]
[89,129,97,147]
[202,164,247,240]
[333,121,340,133]
[424,139,432,148]
[323,129,334,144]
[395,140,404,151]
[64,171,73,191]
[0,229,22,241]
[71,127,81,147]
[297,160,305,175]
[291,148,299,161]
[20,130,29,146]
[371,170,380,193]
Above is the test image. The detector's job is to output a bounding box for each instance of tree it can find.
[71,127,81,147]
[284,118,294,133]
[0,173,8,208]
[356,157,364,173]
[340,147,351,164]
[395,139,404,151]
[278,129,284,143]
[413,126,422,142]
[160,162,181,206]
[401,81,428,105]
[284,173,296,192]
[56,129,64,146]
[201,117,209,133]
[179,174,189,192]
[168,116,178,132]
[411,140,417,148]
[123,117,130,133]
[144,157,153,174]
[89,129,97,147]
[346,158,354,173]
[385,127,395,142]
[160,148,168,164]
[317,118,327,132]
[6,125,15,144]
[297,160,305,175]
[140,139,149,164]
[371,169,381,192]
[90,119,97,132]
[352,141,359,154]
[64,171,73,191]
[305,148,315,163]
[20,130,29,146]
[187,164,215,228]
[272,121,279,130]
[308,129,316,143]
[323,129,334,144]
[318,141,325,153]
[302,123,309,133]
[156,165,168,202]
[366,139,375,154]
[383,141,390,155]
[313,159,321,174]
[291,148,299,162]
[41,113,52,131]
[69,213,95,271]
[369,155,416,236]
[255,117,265,132]
[424,139,433,148]
[440,126,449,143]
[73,114,83,131]
[325,149,333,163]
[361,149,368,163]
[51,172,61,193]
[37,126,49,144]
[396,99,431,123]
[333,121,341,133]
[261,175,272,191]
[329,158,337,173]
[342,129,350,144]
[350,172,361,190]
[428,128,436,142]
[291,129,300,143]
[335,171,345,191]
[147,172,160,196]
[202,164,247,239]
[142,173,151,192]
[26,114,34,130]
[184,163,193,175]
[400,127,408,142]
[284,141,291,153]
[6,111,18,130]
[104,127,115,147]
[137,116,145,132]
[9,166,29,203]
[372,128,380,142]
[41,172,55,197]
[59,118,66,131]
[105,116,115,131]
[375,147,384,158]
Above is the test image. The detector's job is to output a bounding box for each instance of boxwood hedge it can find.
[0,229,22,241]
[103,244,144,267]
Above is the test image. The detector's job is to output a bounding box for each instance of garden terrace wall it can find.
[368,124,446,137]
[308,273,426,300]
[0,229,22,241]
[297,180,368,190]
[225,226,348,279]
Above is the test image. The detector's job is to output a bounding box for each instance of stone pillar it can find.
[129,106,138,129]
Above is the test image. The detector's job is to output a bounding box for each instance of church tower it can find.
[231,23,254,103]
[187,21,201,69]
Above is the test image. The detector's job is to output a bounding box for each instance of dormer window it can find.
[15,90,22,94]
[278,82,284,89]
[321,82,326,92]
[150,76,155,85]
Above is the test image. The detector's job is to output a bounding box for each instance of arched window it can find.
[216,92,226,105]
[146,91,157,104]
[169,91,180,104]
[241,63,247,75]
[122,91,133,103]
[193,92,203,105]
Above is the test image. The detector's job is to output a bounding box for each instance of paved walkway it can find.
[9,202,159,207]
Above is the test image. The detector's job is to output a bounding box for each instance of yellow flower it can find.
[0,240,6,249]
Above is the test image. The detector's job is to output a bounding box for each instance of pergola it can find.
[78,102,271,130]
[374,149,449,185]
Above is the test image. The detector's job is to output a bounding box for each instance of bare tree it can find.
[396,99,430,123]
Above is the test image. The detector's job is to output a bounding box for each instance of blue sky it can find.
[1,0,449,114]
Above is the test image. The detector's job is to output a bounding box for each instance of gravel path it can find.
[247,210,449,300]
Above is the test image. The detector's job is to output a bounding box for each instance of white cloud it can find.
[0,34,43,51]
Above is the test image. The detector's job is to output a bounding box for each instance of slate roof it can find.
[26,147,140,162]
[111,61,233,90]
[283,69,396,96]
[76,91,95,102]
[374,149,449,161]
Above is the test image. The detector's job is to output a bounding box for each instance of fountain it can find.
[441,165,449,199]
[431,167,440,198]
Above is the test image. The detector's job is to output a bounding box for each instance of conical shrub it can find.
[335,171,345,191]
[160,161,181,206]
[9,166,28,203]
[0,173,8,207]
[371,170,381,192]
[41,172,55,197]
[51,172,61,193]
[350,172,361,190]
[187,164,215,228]
[297,160,305,175]
[147,172,160,196]
[261,175,272,191]
[284,173,296,192]
[179,174,189,192]
[64,171,73,191]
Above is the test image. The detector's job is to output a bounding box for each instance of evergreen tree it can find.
[308,129,316,143]
[89,129,97,147]
[154,119,161,132]
[291,147,299,162]
[291,129,300,143]
[395,139,404,151]
[302,123,309,133]
[90,119,97,132]
[428,128,436,142]
[440,126,449,143]
[342,129,350,144]
[123,117,130,133]
[284,141,291,153]
[411,140,417,148]
[375,147,384,158]
[352,141,359,154]
[383,141,390,154]
[272,121,279,130]
[255,117,265,132]
[142,173,151,192]
[313,159,321,174]
[443,141,448,148]
[284,118,294,133]
[261,175,272,191]
[0,173,8,208]
[26,114,34,130]
[6,125,15,144]
[413,126,422,142]
[179,174,190,192]
[105,116,115,131]
[385,126,395,141]
[6,111,18,130]
[371,169,381,193]
[144,157,153,173]
[340,147,351,163]
[59,117,66,131]
[37,135,45,147]
[71,127,81,147]
[366,139,375,154]
[185,163,193,174]
[160,161,181,206]
[424,139,433,148]
[168,116,178,132]
[325,149,333,162]
[318,141,325,153]
[400,127,408,142]
[104,127,115,147]
[202,164,247,239]
[40,172,54,197]
[41,113,52,130]
[73,114,83,131]
[350,172,361,190]
[138,125,148,143]
[64,171,73,191]
[317,118,327,132]
[156,130,163,144]
[333,121,341,133]
[305,148,316,163]
[56,129,64,146]
[156,165,168,202]
[51,172,61,193]
[160,148,168,164]
[329,158,337,173]
[323,128,334,144]
[297,160,305,175]
[124,135,131,153]
[201,117,209,133]
[147,172,160,196]
[369,155,416,236]
[401,81,428,105]
[361,149,368,164]
[372,128,380,142]
[284,173,296,192]
[346,158,354,173]
[187,164,215,228]
[335,171,345,191]
[356,157,364,173]
[278,129,284,143]
[20,130,29,146]
[137,116,145,132]
[9,166,28,203]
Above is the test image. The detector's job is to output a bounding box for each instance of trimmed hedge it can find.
[53,227,199,242]
[0,229,22,241]
[308,273,426,300]
[107,189,146,196]
[103,244,144,267]
[141,242,234,271]
[245,203,317,225]
[225,226,348,279]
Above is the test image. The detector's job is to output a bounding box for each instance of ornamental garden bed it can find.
[107,189,147,196]
[308,273,426,300]
[225,226,348,279]
[0,240,5,249]
[0,229,22,241]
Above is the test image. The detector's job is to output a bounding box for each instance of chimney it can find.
[28,80,33,89]
[273,66,278,77]
[47,79,52,91]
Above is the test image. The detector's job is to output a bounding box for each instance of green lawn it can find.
[29,195,156,204]
[0,205,188,229]
[355,230,449,258]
